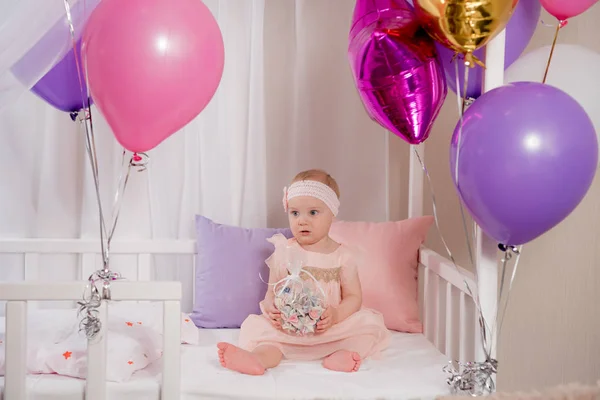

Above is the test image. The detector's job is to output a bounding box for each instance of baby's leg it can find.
[253,344,283,369]
[217,342,282,375]
[322,350,361,373]
[322,335,375,372]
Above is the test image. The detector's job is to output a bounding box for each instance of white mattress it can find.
[1,329,452,400]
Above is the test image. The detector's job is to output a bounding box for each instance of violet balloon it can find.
[437,0,541,99]
[450,82,598,246]
[348,0,447,145]
[11,0,99,112]
[29,39,92,112]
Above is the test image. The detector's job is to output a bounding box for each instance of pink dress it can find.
[238,234,391,361]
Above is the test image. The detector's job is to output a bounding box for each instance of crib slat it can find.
[428,270,440,346]
[162,300,181,400]
[5,301,27,399]
[435,279,447,352]
[137,253,152,281]
[86,301,108,400]
[421,265,430,339]
[445,282,460,360]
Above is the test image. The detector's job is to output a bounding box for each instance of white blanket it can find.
[0,303,199,382]
[0,307,453,399]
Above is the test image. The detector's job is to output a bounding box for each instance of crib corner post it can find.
[474,26,507,376]
[5,301,28,400]
[162,300,182,399]
[85,301,108,400]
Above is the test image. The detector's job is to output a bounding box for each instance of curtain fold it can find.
[0,0,390,310]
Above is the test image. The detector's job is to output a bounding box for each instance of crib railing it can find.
[1,281,182,400]
[1,238,480,399]
[418,247,480,363]
[0,238,195,284]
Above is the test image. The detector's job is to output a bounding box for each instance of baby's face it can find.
[287,196,333,246]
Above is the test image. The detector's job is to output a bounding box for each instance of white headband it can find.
[282,180,340,216]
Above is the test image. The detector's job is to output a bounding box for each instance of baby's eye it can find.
[291,211,299,217]
[310,210,319,216]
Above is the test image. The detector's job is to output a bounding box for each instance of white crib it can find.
[0,238,479,400]
[0,15,507,400]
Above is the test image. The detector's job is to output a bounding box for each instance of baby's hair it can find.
[292,169,340,198]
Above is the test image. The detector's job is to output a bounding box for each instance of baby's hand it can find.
[316,307,337,333]
[263,298,282,329]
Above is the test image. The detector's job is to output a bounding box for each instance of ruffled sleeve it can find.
[265,233,291,281]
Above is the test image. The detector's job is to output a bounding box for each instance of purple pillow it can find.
[191,215,292,328]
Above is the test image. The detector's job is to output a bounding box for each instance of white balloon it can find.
[505,44,600,152]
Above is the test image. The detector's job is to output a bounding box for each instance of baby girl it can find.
[217,169,390,375]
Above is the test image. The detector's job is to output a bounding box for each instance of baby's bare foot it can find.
[322,350,361,372]
[217,342,266,375]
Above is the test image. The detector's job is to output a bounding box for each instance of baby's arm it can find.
[333,270,363,323]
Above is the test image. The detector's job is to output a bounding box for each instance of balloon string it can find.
[107,151,131,253]
[542,20,566,84]
[411,147,491,344]
[497,246,522,338]
[63,0,110,270]
[487,245,522,356]
[460,62,470,116]
[107,152,149,253]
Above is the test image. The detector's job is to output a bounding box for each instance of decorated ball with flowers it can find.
[274,280,325,336]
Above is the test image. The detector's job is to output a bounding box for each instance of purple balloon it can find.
[11,0,99,112]
[450,82,598,246]
[29,39,92,112]
[348,0,447,144]
[438,0,541,99]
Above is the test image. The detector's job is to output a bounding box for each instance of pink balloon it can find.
[82,0,224,152]
[348,0,447,145]
[539,0,598,20]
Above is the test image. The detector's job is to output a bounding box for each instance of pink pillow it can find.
[329,216,434,333]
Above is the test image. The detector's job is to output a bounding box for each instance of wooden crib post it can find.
[475,28,506,377]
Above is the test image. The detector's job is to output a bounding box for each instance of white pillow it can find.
[0,334,54,375]
[0,309,77,375]
[108,302,200,345]
[45,329,158,382]
[0,302,199,380]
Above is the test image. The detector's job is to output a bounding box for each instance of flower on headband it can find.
[282,186,288,212]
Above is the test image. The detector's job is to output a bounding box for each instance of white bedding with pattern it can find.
[0,304,452,400]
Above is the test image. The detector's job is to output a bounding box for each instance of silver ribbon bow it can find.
[443,358,498,396]
[77,269,122,340]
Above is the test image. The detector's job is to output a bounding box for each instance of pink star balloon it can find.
[348,0,447,144]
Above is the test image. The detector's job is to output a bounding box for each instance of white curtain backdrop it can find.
[0,0,391,311]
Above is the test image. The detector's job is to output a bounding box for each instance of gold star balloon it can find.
[414,0,518,67]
